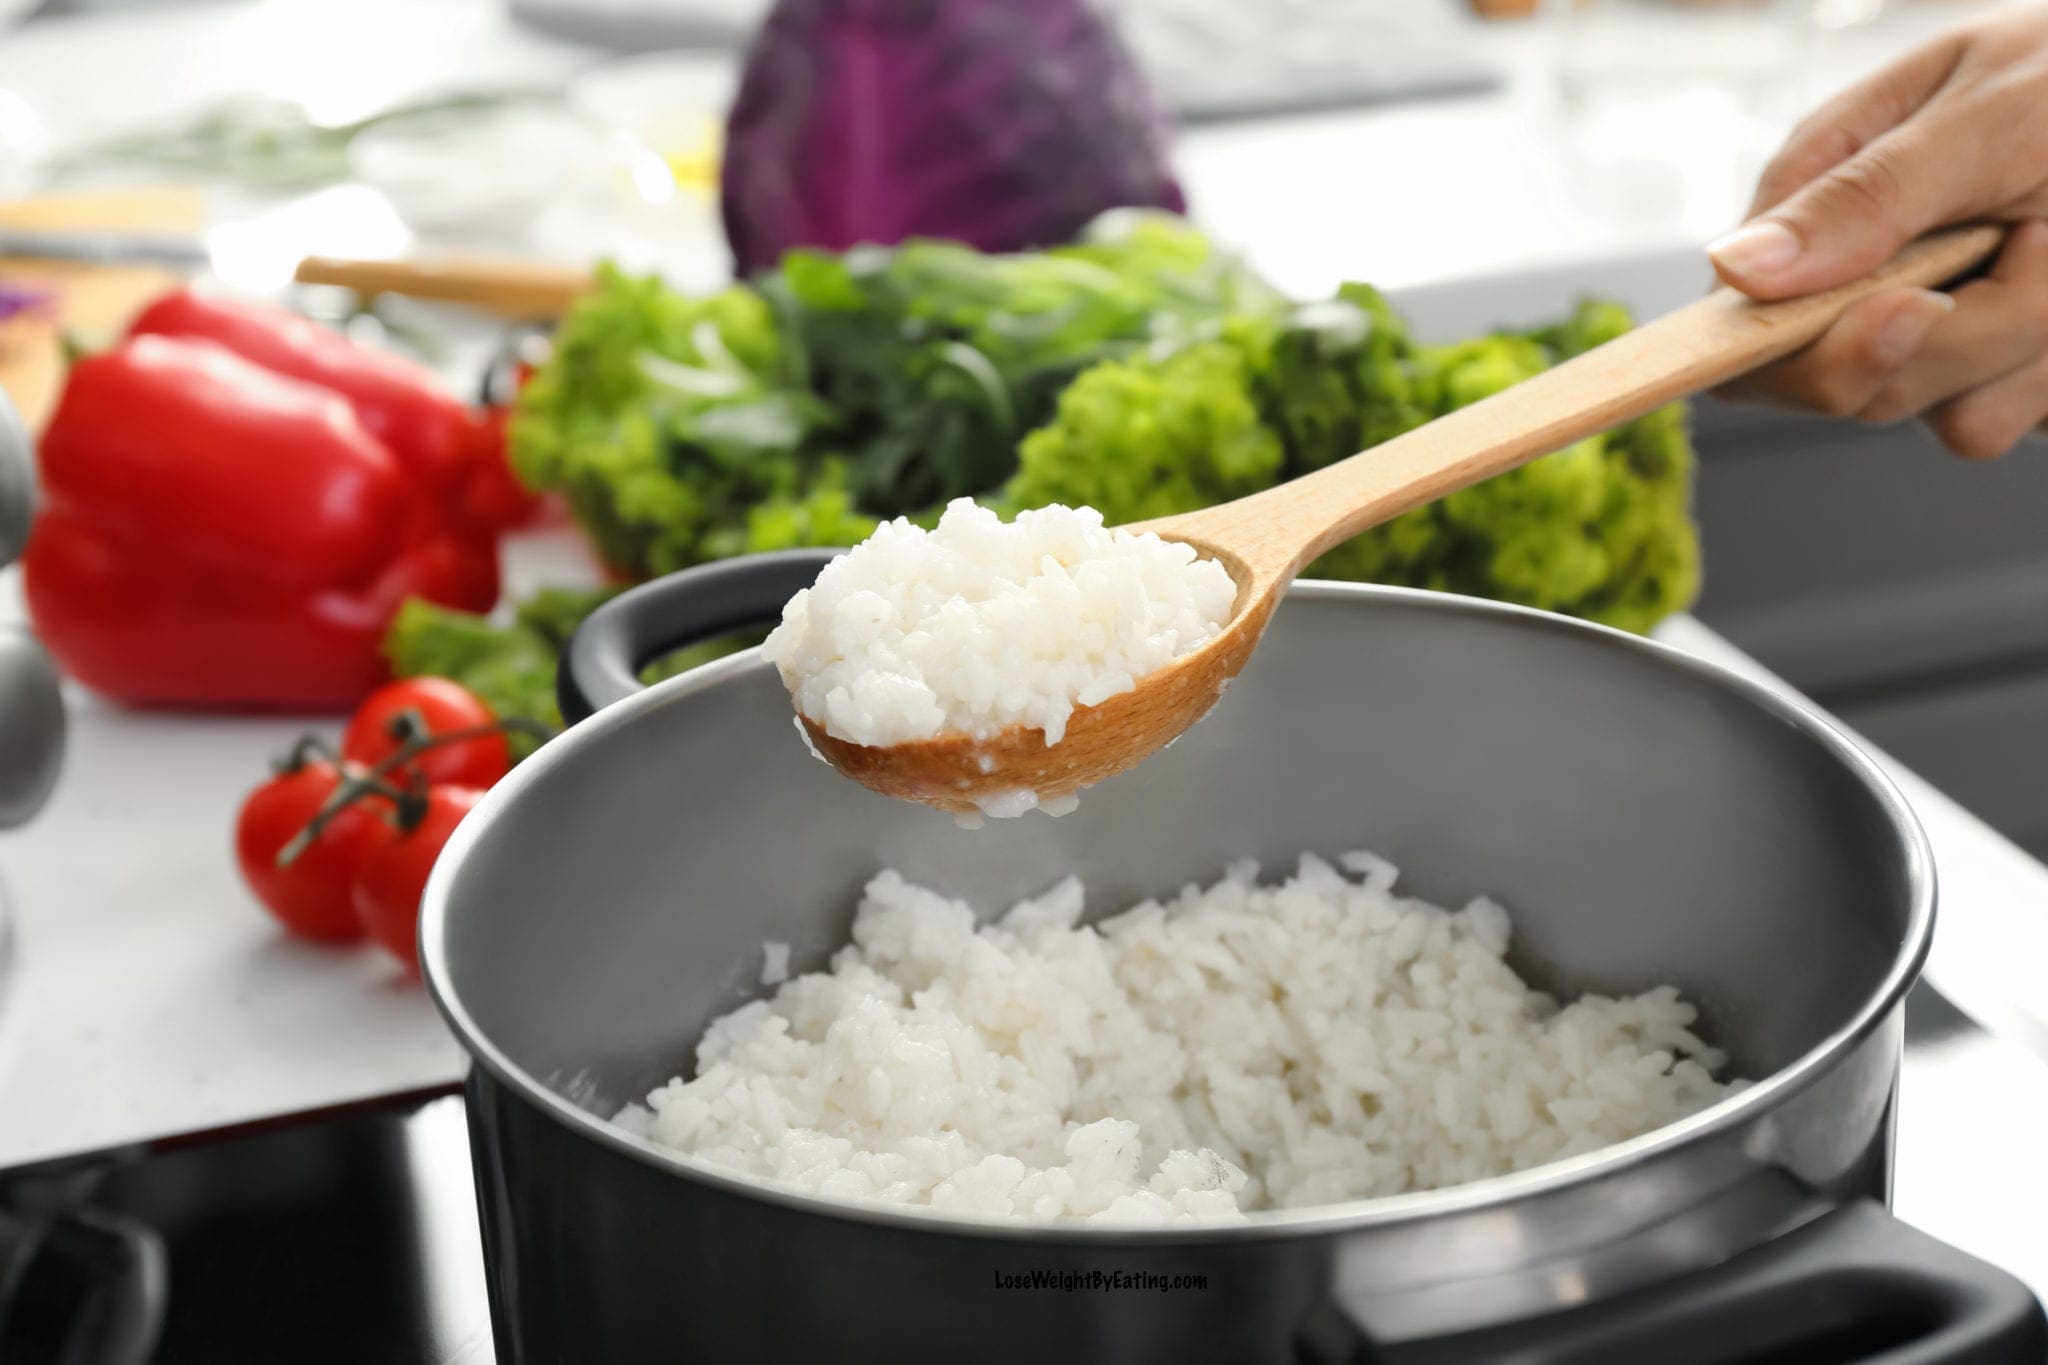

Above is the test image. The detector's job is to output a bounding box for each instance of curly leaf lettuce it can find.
[461,223,1700,743]
[1003,316,1284,522]
[512,213,1283,577]
[1008,291,1699,631]
[1301,300,1698,630]
[509,264,829,577]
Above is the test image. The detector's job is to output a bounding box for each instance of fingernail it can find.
[1875,289,1955,365]
[1709,221,1803,281]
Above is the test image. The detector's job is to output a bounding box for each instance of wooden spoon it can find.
[802,225,2003,815]
[292,254,592,320]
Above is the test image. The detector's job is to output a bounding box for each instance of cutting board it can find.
[0,185,203,430]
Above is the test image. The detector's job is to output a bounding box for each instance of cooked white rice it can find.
[762,498,1236,749]
[616,853,1739,1224]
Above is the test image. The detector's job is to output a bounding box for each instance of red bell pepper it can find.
[129,288,544,534]
[40,336,409,584]
[453,404,544,532]
[24,334,498,711]
[129,289,484,515]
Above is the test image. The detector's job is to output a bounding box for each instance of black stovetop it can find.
[2,1092,489,1364]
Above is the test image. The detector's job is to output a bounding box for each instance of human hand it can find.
[1710,5,2048,458]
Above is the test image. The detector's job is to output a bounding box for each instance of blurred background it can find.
[0,0,2014,430]
[0,0,2000,298]
[2,2,2047,1361]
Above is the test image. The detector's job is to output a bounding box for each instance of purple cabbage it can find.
[721,0,1186,275]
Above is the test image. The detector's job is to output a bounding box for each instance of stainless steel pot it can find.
[422,550,2047,1365]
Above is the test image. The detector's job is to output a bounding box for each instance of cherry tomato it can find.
[234,760,389,942]
[353,785,483,970]
[342,677,509,790]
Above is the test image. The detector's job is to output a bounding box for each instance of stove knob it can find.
[0,386,62,830]
[0,626,62,829]
[0,386,28,569]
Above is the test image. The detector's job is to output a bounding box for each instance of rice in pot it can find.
[617,852,1741,1224]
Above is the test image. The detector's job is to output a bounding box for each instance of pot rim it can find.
[420,580,1935,1245]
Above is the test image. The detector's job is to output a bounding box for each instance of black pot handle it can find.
[1373,1199,2046,1365]
[558,549,839,724]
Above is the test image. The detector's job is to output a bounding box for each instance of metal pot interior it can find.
[424,583,1929,1222]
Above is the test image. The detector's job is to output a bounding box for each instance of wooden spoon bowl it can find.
[801,226,2003,815]
[800,539,1279,817]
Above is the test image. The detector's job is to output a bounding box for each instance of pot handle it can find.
[1372,1199,2046,1365]
[558,549,840,724]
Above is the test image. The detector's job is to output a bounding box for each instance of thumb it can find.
[1711,121,1971,301]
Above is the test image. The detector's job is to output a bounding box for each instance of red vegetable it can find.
[353,785,483,969]
[26,509,496,709]
[39,337,407,584]
[235,760,390,942]
[129,290,478,507]
[24,336,498,710]
[343,678,509,790]
[454,406,543,532]
[233,697,535,964]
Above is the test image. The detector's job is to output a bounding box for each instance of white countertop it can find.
[0,531,597,1171]
[2,0,2044,1172]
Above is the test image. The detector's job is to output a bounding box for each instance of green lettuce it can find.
[1001,289,1697,632]
[417,220,1699,738]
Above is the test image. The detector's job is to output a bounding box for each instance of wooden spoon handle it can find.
[1188,224,2004,581]
[291,254,594,319]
